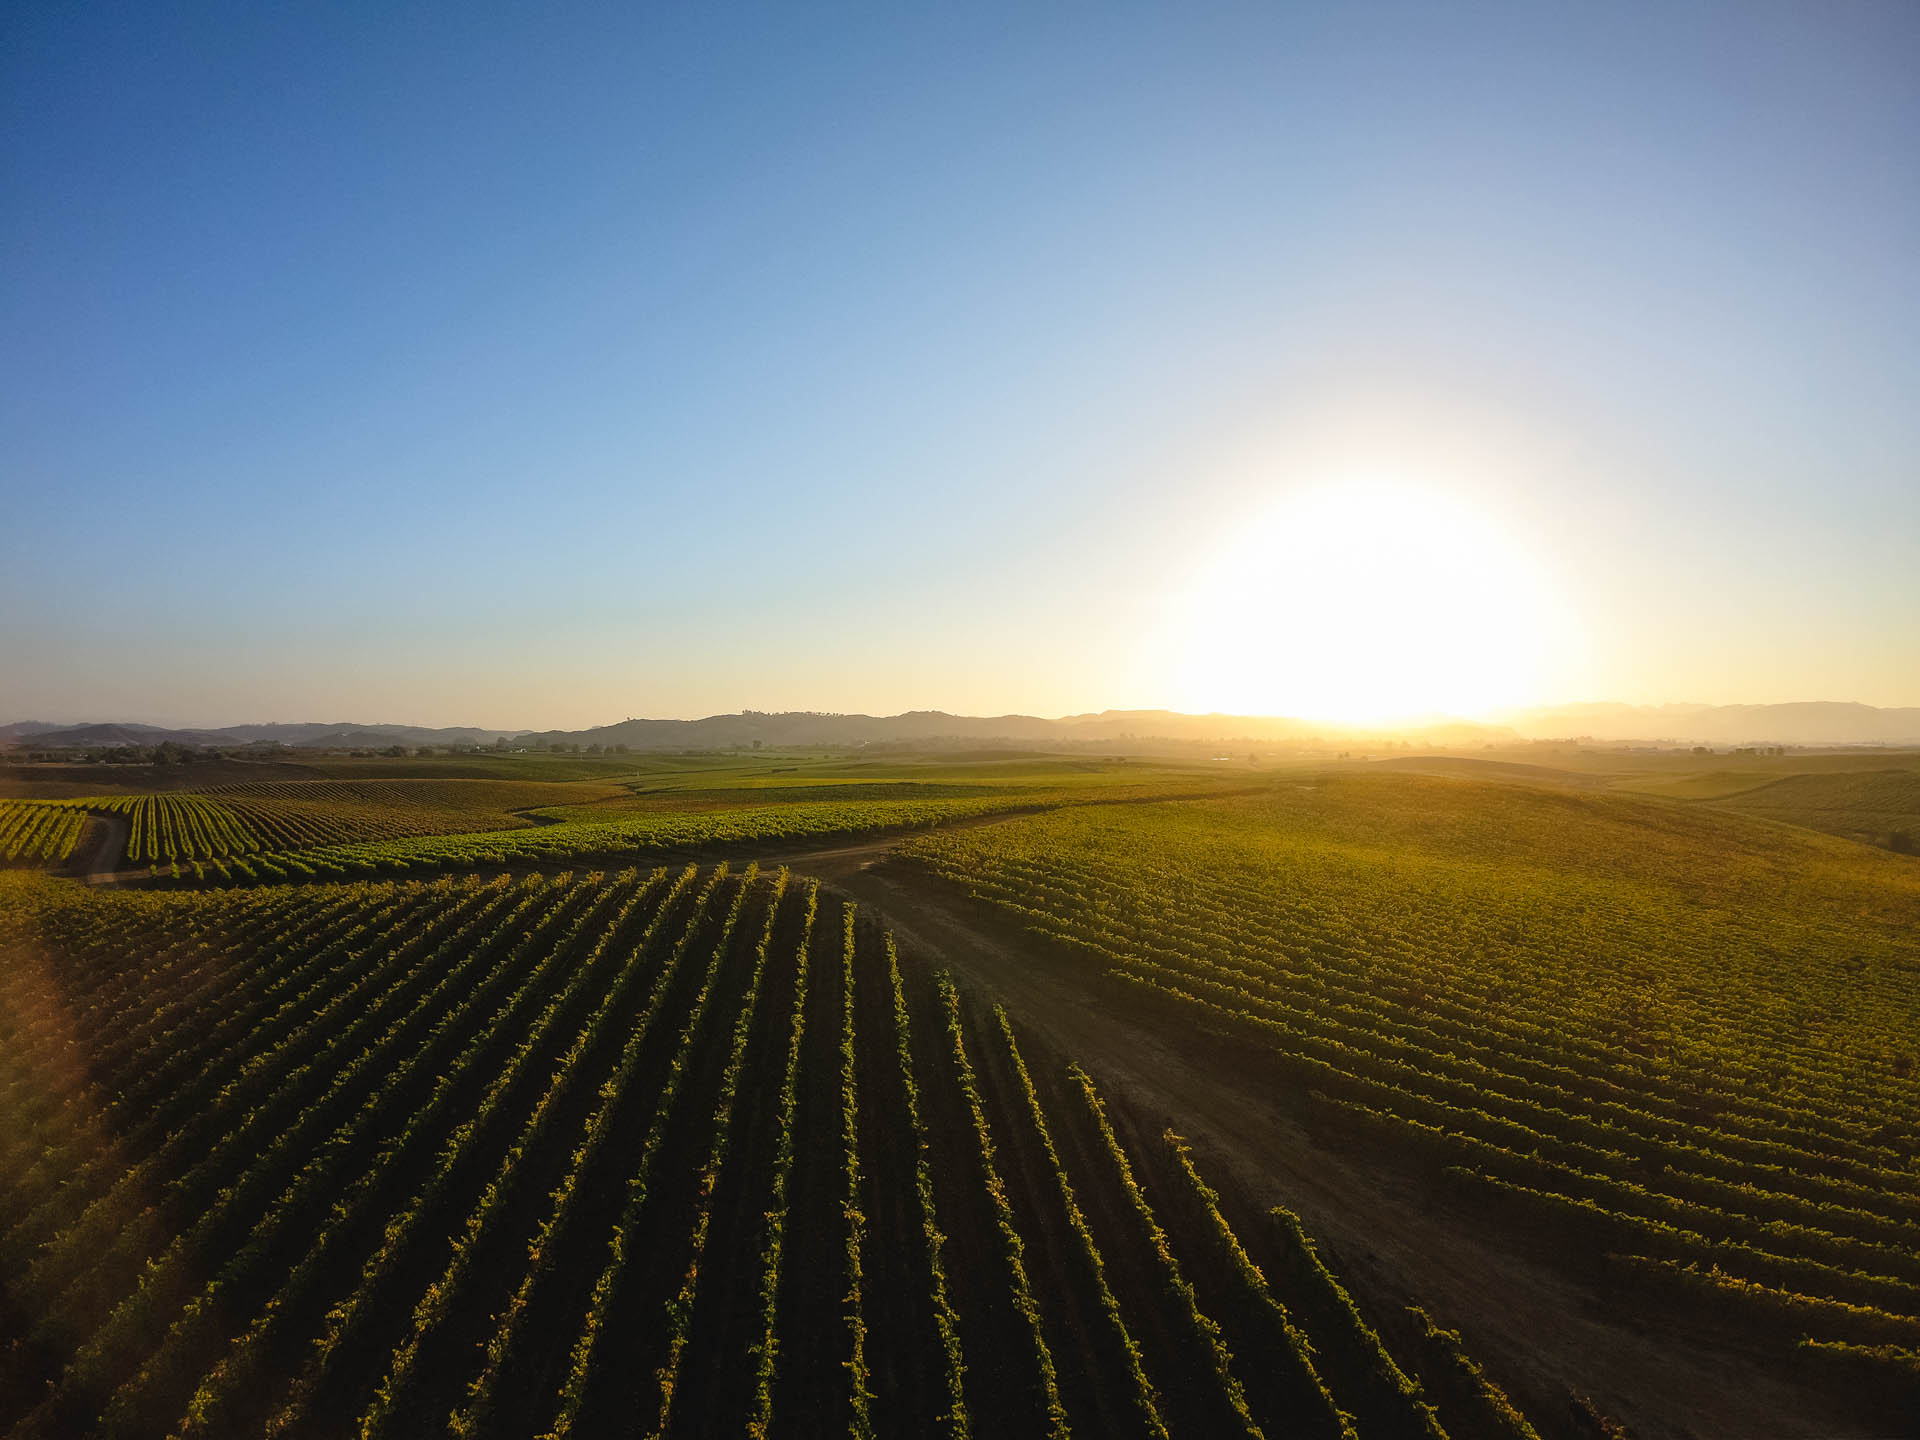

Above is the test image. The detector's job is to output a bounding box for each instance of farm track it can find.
[786,846,1878,1440]
[69,815,128,885]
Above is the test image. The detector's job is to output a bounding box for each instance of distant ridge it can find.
[507,708,1510,751]
[6,702,1918,753]
[5,721,518,750]
[3,709,1504,753]
[0,722,64,742]
[1507,701,1920,746]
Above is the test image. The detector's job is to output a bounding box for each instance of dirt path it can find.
[775,846,1874,1440]
[67,813,130,885]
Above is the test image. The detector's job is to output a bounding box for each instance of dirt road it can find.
[763,839,1873,1440]
[67,813,129,886]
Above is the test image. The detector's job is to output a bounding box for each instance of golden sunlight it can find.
[1161,479,1567,727]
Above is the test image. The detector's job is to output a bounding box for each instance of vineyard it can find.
[16,775,1237,885]
[900,773,1920,1414]
[271,795,1058,879]
[1,754,1913,1434]
[1709,768,1920,851]
[120,792,1192,886]
[0,803,87,867]
[0,864,1544,1440]
[68,781,631,871]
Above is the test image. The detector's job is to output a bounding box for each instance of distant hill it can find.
[9,701,1918,754]
[514,710,1064,751]
[22,708,1427,755]
[510,708,1515,751]
[7,721,518,750]
[1510,701,1920,746]
[9,722,195,747]
[0,722,64,742]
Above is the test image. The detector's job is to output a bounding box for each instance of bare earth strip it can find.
[70,813,130,886]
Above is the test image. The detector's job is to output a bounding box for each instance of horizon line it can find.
[8,696,1920,737]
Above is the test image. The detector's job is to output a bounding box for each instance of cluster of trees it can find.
[500,740,631,755]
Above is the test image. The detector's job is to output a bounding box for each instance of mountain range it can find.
[0,721,516,749]
[5,701,1920,752]
[1505,701,1920,746]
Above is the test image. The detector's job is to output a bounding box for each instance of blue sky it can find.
[4,2,1916,727]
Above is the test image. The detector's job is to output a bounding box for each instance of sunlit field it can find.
[1,746,1916,1436]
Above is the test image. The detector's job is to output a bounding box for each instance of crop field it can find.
[1597,749,1920,793]
[610,755,1212,794]
[0,865,1532,1440]
[274,795,1043,876]
[2,750,1916,1433]
[0,802,87,867]
[72,781,632,870]
[98,796,1041,885]
[1707,769,1920,851]
[901,773,1920,1411]
[6,761,1242,885]
[116,781,1231,886]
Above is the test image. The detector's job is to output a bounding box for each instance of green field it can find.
[1708,770,1920,851]
[15,744,1916,881]
[902,773,1920,1410]
[13,759,1240,884]
[1375,746,1920,854]
[74,780,634,869]
[259,794,1060,880]
[0,801,88,867]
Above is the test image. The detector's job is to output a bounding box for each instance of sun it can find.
[1159,479,1565,728]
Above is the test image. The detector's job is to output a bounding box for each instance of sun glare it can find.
[1161,479,1565,728]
